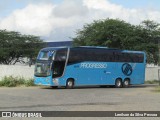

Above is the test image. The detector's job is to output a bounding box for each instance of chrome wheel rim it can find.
[124,80,129,86]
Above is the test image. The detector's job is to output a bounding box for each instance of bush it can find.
[0,76,35,87]
[24,79,35,87]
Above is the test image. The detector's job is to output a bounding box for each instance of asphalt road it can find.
[0,84,159,112]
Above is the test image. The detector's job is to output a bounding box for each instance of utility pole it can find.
[158,37,160,86]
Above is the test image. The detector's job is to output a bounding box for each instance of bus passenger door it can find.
[53,49,67,78]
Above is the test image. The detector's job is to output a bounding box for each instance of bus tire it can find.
[115,78,122,88]
[51,86,58,89]
[123,79,130,88]
[66,79,74,89]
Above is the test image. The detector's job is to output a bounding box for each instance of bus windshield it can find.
[37,51,55,60]
[34,62,51,77]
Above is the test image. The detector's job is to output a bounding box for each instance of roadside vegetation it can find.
[145,80,160,84]
[0,76,35,87]
[145,80,160,92]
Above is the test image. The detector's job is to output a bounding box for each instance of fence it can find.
[0,65,159,81]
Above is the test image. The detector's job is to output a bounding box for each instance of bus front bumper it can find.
[34,76,54,86]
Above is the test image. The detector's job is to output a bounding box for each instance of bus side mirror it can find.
[29,58,32,67]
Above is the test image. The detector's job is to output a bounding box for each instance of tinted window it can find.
[114,52,144,63]
[68,48,115,63]
[55,48,67,61]
[68,48,144,63]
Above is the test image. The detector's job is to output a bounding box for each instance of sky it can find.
[0,0,160,42]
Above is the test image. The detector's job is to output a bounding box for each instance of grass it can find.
[145,80,160,84]
[154,86,160,92]
[0,76,35,87]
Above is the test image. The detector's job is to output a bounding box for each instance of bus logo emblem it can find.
[122,63,132,76]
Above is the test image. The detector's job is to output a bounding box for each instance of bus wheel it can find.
[123,79,130,88]
[66,79,74,89]
[115,79,122,88]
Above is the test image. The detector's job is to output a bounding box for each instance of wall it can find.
[0,65,34,80]
[145,67,160,81]
[0,65,159,81]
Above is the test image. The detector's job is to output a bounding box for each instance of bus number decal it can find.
[122,63,132,76]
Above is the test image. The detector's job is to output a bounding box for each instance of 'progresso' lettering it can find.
[80,63,107,69]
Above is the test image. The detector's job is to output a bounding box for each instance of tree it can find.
[73,19,134,49]
[73,18,160,64]
[139,20,160,64]
[0,30,44,65]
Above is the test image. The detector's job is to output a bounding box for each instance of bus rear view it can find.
[34,47,146,88]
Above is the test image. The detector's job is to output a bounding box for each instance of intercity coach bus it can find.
[34,46,146,88]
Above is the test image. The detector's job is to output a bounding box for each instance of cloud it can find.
[83,0,160,23]
[53,0,88,18]
[0,3,55,36]
[0,0,160,41]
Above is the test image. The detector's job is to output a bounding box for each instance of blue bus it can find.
[34,46,146,88]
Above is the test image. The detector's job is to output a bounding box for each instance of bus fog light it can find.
[53,78,59,85]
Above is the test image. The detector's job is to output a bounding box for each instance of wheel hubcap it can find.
[124,81,129,85]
